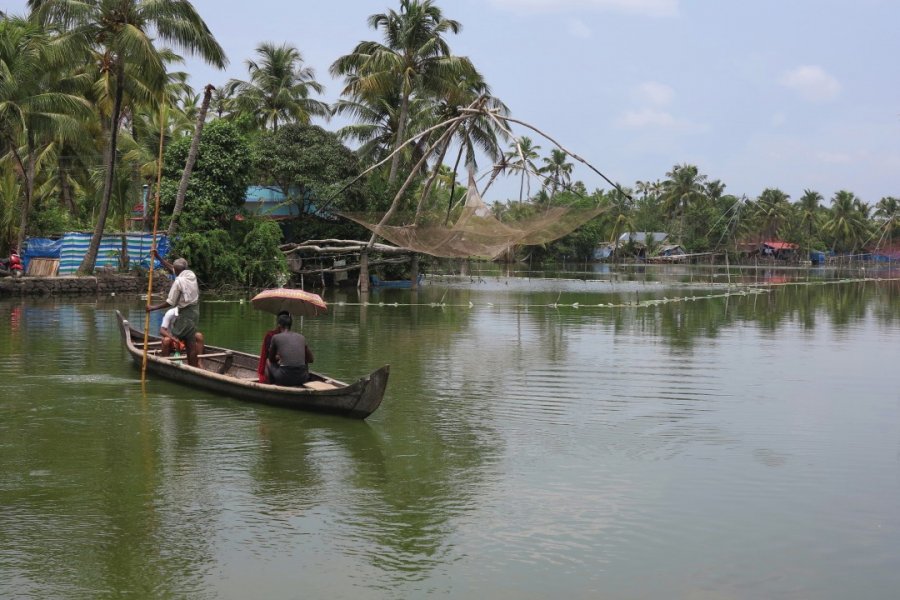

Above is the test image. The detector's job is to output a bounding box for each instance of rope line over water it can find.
[209,276,899,312]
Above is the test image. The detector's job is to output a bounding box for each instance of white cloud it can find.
[779,65,841,101]
[616,82,705,132]
[633,81,674,106]
[615,108,706,132]
[566,18,592,38]
[489,0,678,18]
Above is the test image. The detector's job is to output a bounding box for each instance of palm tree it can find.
[413,71,507,219]
[0,15,89,252]
[540,149,573,198]
[823,190,867,254]
[797,190,822,233]
[29,0,227,274]
[226,42,330,132]
[334,89,429,168]
[210,85,233,119]
[428,69,506,173]
[604,186,635,259]
[0,165,22,253]
[661,163,707,243]
[796,189,823,251]
[331,0,476,183]
[504,136,541,202]
[874,196,900,246]
[166,83,214,239]
[754,188,791,240]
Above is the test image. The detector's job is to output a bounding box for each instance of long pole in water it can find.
[142,103,167,381]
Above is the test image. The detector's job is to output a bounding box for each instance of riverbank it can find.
[0,274,169,296]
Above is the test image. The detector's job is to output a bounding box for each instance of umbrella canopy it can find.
[251,288,327,317]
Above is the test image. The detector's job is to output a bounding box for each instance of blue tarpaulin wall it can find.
[23,233,169,275]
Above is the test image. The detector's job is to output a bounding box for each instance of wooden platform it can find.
[26,258,59,277]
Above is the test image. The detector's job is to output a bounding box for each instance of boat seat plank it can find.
[304,380,339,391]
[168,352,229,361]
[217,352,234,375]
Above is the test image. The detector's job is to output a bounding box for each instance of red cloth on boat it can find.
[257,328,279,383]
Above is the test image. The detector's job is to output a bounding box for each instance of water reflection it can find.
[2,271,899,598]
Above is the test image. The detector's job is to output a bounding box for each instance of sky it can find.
[7,0,900,204]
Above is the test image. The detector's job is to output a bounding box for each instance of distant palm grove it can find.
[1,1,898,285]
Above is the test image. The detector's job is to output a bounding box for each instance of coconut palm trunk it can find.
[79,61,125,275]
[168,84,214,239]
[388,91,410,183]
[15,133,36,254]
[59,158,77,216]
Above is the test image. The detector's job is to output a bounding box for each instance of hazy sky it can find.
[8,0,899,204]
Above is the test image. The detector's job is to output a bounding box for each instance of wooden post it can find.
[359,249,370,292]
[410,253,419,290]
[725,252,731,287]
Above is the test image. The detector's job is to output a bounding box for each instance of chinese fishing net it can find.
[339,174,606,260]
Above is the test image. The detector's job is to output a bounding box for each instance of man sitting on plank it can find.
[266,312,314,386]
[159,306,205,364]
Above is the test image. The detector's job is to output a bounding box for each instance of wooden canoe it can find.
[116,310,388,419]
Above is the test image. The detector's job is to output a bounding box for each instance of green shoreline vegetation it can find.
[2,1,898,288]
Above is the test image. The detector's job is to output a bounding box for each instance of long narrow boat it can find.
[116,310,388,418]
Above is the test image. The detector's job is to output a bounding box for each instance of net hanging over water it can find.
[340,176,606,260]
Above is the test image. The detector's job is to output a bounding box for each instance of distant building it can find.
[736,240,799,260]
[243,186,304,220]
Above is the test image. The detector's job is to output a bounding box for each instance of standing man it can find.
[146,251,201,367]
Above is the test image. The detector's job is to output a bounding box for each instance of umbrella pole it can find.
[142,103,166,382]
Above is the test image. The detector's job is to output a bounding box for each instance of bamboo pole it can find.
[142,104,167,381]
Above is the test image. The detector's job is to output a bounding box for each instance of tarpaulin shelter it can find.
[23,233,169,275]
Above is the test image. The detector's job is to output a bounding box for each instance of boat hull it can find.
[116,310,388,418]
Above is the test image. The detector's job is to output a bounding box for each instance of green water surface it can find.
[2,266,899,599]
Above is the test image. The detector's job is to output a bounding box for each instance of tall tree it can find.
[334,90,424,166]
[29,0,226,274]
[0,15,88,252]
[661,163,707,243]
[797,189,823,248]
[540,149,573,198]
[603,186,635,255]
[504,136,541,202]
[823,190,867,253]
[874,196,900,246]
[331,0,476,183]
[226,42,330,132]
[754,188,791,240]
[167,83,213,239]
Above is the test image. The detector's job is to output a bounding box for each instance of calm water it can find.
[2,266,899,599]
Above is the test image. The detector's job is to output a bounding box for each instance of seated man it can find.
[266,313,314,386]
[258,310,290,383]
[159,306,205,362]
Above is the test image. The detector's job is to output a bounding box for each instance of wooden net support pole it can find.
[142,103,167,381]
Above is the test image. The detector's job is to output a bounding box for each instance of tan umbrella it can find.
[251,288,327,317]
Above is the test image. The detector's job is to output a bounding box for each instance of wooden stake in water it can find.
[142,104,167,382]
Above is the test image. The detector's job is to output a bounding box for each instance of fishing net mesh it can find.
[340,179,605,259]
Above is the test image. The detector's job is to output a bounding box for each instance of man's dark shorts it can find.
[267,364,309,386]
